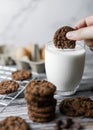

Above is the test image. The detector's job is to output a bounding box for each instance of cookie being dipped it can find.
[53,26,76,49]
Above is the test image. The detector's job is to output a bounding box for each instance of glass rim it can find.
[46,41,85,52]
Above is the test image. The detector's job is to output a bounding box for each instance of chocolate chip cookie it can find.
[27,98,57,107]
[28,113,55,123]
[59,96,93,117]
[0,116,30,130]
[12,70,32,81]
[25,80,56,97]
[59,97,78,116]
[0,80,19,94]
[28,110,55,118]
[53,26,76,49]
[25,93,54,102]
[27,104,56,113]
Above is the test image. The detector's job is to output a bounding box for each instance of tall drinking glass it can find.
[45,42,85,96]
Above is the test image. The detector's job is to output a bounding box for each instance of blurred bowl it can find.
[15,59,45,73]
[29,60,45,73]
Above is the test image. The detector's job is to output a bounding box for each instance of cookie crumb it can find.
[54,118,83,130]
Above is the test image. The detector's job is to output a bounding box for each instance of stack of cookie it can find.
[25,80,57,122]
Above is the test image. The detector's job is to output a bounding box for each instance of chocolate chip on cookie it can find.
[0,80,19,94]
[53,26,76,49]
[12,70,32,81]
[0,116,30,130]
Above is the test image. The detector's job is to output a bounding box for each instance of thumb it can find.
[66,26,93,40]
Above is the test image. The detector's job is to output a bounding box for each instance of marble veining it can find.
[0,0,42,43]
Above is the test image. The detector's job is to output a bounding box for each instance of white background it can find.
[0,0,93,46]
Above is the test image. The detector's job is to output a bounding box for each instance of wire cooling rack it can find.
[0,65,46,113]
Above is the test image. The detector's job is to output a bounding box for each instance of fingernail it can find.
[66,31,75,38]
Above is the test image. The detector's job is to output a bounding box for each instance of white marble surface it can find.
[0,0,93,45]
[0,66,93,130]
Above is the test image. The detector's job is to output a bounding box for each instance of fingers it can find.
[69,15,93,50]
[74,19,87,29]
[74,15,93,29]
[66,26,93,40]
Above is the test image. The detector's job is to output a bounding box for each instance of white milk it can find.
[45,43,85,95]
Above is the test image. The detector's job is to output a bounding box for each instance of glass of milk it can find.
[45,42,85,96]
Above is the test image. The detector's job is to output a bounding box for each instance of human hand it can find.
[66,16,93,50]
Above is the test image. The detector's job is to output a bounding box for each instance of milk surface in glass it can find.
[45,43,85,95]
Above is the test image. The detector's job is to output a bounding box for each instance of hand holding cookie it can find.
[66,15,93,51]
